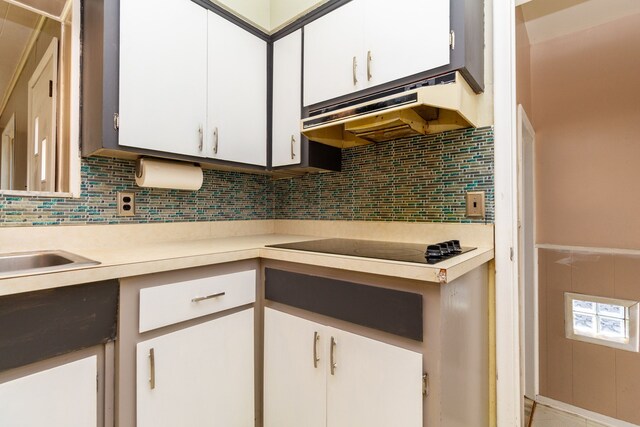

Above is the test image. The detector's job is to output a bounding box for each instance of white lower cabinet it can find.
[0,356,97,427]
[264,308,423,427]
[136,309,255,427]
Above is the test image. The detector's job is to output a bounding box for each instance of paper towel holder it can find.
[135,157,200,178]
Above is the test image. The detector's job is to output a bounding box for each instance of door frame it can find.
[493,0,522,425]
[1,114,16,190]
[517,104,537,400]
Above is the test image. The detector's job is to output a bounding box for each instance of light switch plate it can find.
[117,191,135,217]
[466,191,485,218]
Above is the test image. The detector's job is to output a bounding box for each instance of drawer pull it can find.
[313,331,320,368]
[191,292,226,303]
[330,336,337,375]
[149,348,156,390]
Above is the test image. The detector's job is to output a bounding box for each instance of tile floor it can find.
[530,404,610,427]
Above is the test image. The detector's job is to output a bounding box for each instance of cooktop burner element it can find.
[266,238,476,265]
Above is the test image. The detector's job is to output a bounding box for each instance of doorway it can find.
[517,104,537,402]
[27,37,58,192]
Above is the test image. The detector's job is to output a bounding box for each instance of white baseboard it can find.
[535,396,639,427]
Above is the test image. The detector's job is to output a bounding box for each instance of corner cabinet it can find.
[272,29,302,168]
[264,308,423,427]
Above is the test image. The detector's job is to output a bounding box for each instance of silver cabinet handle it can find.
[367,50,373,81]
[198,125,203,152]
[291,135,296,160]
[191,291,225,303]
[330,336,337,375]
[352,56,358,85]
[313,331,320,368]
[213,127,219,155]
[149,348,156,390]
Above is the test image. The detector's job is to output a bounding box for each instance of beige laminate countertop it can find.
[0,232,493,296]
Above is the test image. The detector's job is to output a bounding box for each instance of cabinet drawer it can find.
[139,269,256,333]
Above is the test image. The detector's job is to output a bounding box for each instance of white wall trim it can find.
[537,243,640,256]
[535,396,640,427]
[494,0,521,425]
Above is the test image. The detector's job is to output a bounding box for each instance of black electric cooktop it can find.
[266,238,476,265]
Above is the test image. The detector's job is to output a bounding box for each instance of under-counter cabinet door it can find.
[0,356,97,427]
[326,327,423,427]
[136,309,254,427]
[303,0,365,106]
[272,29,302,167]
[119,0,207,157]
[208,12,267,166]
[363,0,450,88]
[264,308,326,427]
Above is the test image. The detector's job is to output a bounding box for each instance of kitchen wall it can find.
[532,13,640,249]
[538,248,640,425]
[0,157,273,226]
[275,126,494,223]
[530,12,640,423]
[0,127,494,227]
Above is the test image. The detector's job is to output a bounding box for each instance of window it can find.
[565,292,639,352]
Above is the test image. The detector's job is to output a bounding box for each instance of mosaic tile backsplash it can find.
[0,158,273,226]
[0,126,493,226]
[274,126,494,223]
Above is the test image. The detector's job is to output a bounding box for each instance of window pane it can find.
[573,299,596,314]
[598,316,626,339]
[597,303,626,319]
[573,312,597,335]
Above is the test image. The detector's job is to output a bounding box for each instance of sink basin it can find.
[0,250,100,278]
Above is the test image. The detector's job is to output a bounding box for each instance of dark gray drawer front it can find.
[0,280,119,372]
[265,268,423,341]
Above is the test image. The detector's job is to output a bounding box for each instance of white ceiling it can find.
[520,0,640,44]
[0,0,40,108]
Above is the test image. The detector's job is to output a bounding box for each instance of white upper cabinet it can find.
[272,29,302,167]
[119,0,207,157]
[208,11,267,166]
[364,0,450,88]
[303,0,451,107]
[303,1,365,106]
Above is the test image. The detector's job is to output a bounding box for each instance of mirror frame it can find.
[0,0,81,198]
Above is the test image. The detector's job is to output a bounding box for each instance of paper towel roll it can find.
[135,158,203,191]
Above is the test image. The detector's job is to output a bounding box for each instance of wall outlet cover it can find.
[466,191,485,218]
[117,191,135,217]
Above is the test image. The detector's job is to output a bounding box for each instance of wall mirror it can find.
[0,0,80,197]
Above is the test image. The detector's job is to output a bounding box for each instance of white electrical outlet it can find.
[466,191,485,218]
[117,192,135,217]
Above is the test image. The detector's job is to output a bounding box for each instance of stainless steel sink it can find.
[0,250,100,278]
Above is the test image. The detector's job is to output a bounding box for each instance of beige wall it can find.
[538,248,640,424]
[532,13,640,249]
[515,7,532,116]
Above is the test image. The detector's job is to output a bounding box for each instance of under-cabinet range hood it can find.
[301,71,481,148]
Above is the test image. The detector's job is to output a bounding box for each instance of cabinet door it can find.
[264,308,326,427]
[272,29,302,167]
[208,12,267,166]
[119,0,207,157]
[137,309,254,427]
[0,356,97,427]
[326,328,423,427]
[303,0,364,106]
[364,0,450,88]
